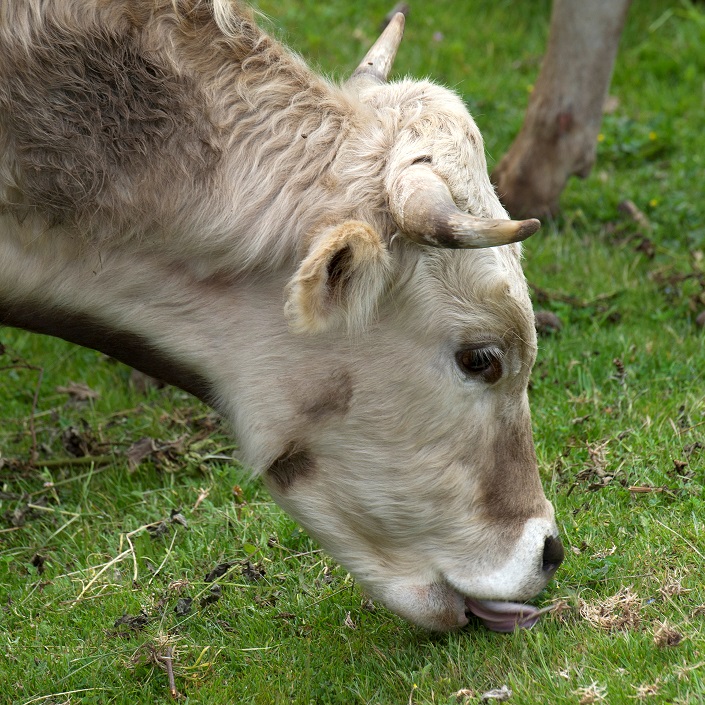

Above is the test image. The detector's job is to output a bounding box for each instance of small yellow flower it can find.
[597,133,605,143]
[649,131,657,140]
[649,198,659,207]
[527,84,534,93]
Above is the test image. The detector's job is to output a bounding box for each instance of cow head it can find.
[258,16,562,631]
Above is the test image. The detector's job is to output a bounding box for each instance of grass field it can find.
[2,1,705,703]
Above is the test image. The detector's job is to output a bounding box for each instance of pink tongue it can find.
[465,599,551,632]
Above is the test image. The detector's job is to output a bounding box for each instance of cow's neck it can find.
[0,223,259,409]
[0,299,214,405]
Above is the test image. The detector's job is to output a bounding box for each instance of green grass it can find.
[2,1,705,703]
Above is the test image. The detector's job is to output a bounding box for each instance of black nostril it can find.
[542,535,564,573]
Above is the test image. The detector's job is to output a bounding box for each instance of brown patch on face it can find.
[266,444,316,491]
[480,417,548,528]
[300,370,353,422]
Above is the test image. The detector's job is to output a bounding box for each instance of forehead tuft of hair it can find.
[393,245,536,355]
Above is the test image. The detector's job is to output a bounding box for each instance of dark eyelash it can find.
[455,346,504,383]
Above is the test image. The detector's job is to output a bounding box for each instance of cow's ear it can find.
[285,221,391,334]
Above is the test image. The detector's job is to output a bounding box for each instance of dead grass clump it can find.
[579,587,641,631]
[653,621,684,648]
[659,571,690,599]
[633,681,660,699]
[574,682,607,704]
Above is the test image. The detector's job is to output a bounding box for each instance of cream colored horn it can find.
[389,165,540,248]
[348,13,405,85]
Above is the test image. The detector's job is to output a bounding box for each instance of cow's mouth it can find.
[465,598,554,632]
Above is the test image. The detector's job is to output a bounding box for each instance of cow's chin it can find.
[369,580,551,633]
[372,580,470,631]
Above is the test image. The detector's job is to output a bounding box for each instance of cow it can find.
[0,0,563,632]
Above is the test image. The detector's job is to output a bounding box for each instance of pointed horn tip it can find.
[377,12,405,46]
[517,218,541,241]
[389,11,406,30]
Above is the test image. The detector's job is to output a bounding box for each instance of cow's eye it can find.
[455,346,503,383]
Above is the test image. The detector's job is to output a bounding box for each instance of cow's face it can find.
[234,75,562,631]
[239,79,560,628]
[250,239,559,631]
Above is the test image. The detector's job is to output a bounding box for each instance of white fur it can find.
[0,1,560,630]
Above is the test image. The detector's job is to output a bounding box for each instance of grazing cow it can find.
[0,0,563,631]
